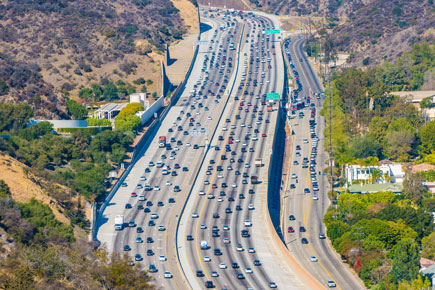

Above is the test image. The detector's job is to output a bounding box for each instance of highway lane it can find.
[282,36,365,290]
[181,12,309,290]
[96,12,246,289]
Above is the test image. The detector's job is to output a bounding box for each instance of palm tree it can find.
[370,168,383,184]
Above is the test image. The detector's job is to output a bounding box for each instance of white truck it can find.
[255,158,262,167]
[114,215,124,231]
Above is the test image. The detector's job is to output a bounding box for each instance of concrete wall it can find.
[161,61,171,98]
[135,95,164,125]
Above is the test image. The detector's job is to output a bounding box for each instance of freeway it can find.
[179,11,309,290]
[96,11,246,289]
[282,36,365,290]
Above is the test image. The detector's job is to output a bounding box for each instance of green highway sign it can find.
[267,93,280,100]
[265,29,281,34]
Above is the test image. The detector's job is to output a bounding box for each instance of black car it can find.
[254,259,261,266]
[232,262,239,268]
[124,245,131,251]
[196,270,204,277]
[301,238,308,244]
[214,248,222,255]
[146,237,154,243]
[299,226,306,232]
[187,235,194,241]
[136,227,144,233]
[289,215,296,220]
[147,249,154,256]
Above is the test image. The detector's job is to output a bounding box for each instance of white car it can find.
[166,181,172,186]
[219,263,227,269]
[245,267,253,274]
[140,176,146,181]
[174,146,179,151]
[217,197,223,202]
[159,255,167,262]
[222,126,227,131]
[169,155,175,160]
[313,196,319,200]
[248,204,255,210]
[218,174,224,179]
[248,247,255,253]
[208,194,215,199]
[223,225,230,231]
[235,139,240,143]
[186,142,191,147]
[223,238,231,244]
[208,116,212,120]
[164,271,172,278]
[200,224,207,229]
[158,225,166,231]
[204,256,211,262]
[244,220,252,227]
[310,256,318,262]
[192,212,199,218]
[154,186,160,191]
[199,190,205,195]
[232,184,237,188]
[291,173,297,179]
[303,138,308,143]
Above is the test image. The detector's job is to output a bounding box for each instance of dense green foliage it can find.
[86,117,112,127]
[0,103,132,205]
[67,99,87,120]
[0,179,154,289]
[323,43,435,166]
[324,192,433,288]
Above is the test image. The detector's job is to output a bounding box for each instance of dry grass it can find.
[170,0,199,34]
[0,155,70,224]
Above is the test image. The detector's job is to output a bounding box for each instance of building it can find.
[28,120,88,129]
[344,162,405,186]
[129,93,150,109]
[391,91,435,121]
[94,103,128,121]
[411,163,435,173]
[420,258,435,290]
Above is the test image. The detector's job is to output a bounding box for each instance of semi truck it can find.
[114,215,124,230]
[255,158,262,167]
[158,136,166,148]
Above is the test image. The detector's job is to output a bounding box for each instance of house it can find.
[94,103,127,121]
[129,93,150,109]
[412,163,435,173]
[344,162,405,186]
[390,91,435,121]
[420,259,435,289]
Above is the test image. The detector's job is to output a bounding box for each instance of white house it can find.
[344,161,405,186]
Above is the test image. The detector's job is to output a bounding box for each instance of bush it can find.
[117,102,144,117]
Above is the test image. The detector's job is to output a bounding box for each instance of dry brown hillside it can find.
[0,0,194,118]
[0,154,77,224]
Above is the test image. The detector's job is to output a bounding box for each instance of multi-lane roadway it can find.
[96,6,364,290]
[282,36,365,290]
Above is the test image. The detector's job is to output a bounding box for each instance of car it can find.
[125,203,132,209]
[124,245,131,251]
[313,195,319,200]
[205,281,214,288]
[136,237,143,243]
[328,280,336,287]
[200,224,207,229]
[146,237,154,243]
[288,226,294,233]
[204,256,211,262]
[196,270,204,277]
[121,182,128,187]
[291,173,297,179]
[187,235,194,241]
[245,267,253,274]
[232,262,239,268]
[211,271,219,277]
[254,260,261,266]
[149,264,158,273]
[158,225,166,231]
[236,244,244,251]
[164,271,172,278]
[269,282,278,288]
[300,226,306,232]
[248,247,255,253]
[304,188,310,193]
[129,220,136,227]
[223,225,230,231]
[192,212,199,218]
[219,262,227,269]
[262,133,267,137]
[144,208,151,213]
[310,256,318,262]
[134,253,143,261]
[301,238,309,244]
[166,180,172,186]
[319,233,326,239]
[214,248,222,255]
[237,273,245,279]
[147,249,154,256]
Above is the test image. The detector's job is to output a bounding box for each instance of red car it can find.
[131,192,137,197]
[288,226,294,233]
[212,184,217,189]
[262,133,267,137]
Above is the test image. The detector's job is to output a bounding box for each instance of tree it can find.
[0,103,33,132]
[420,97,434,109]
[115,115,141,132]
[390,238,420,283]
[421,232,435,260]
[368,116,389,146]
[67,99,87,120]
[398,275,431,290]
[419,120,435,155]
[133,77,146,85]
[117,103,144,118]
[86,117,111,127]
[385,129,415,160]
[103,82,118,100]
[403,172,427,204]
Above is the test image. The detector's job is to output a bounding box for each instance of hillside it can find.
[0,0,196,118]
[330,0,435,66]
